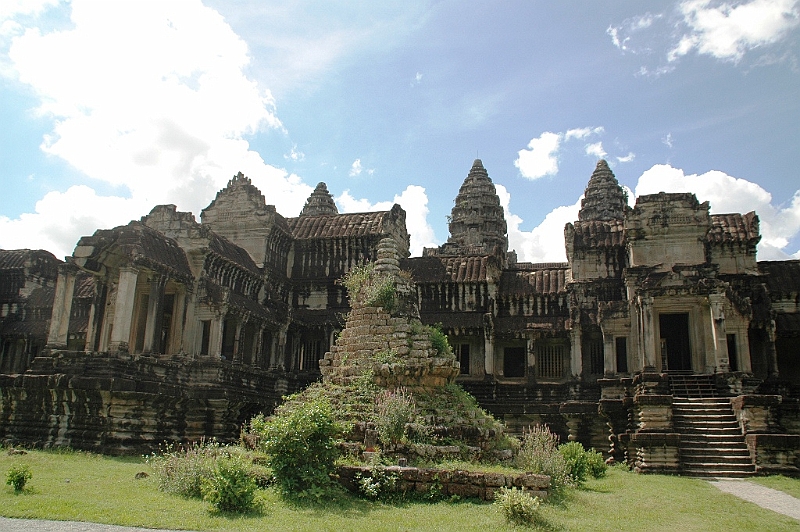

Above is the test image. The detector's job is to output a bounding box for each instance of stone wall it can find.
[337,465,549,501]
[0,351,311,454]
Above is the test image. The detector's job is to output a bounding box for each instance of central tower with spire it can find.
[428,159,508,258]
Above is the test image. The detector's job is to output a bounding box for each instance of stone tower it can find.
[578,160,628,221]
[301,182,339,216]
[446,159,508,256]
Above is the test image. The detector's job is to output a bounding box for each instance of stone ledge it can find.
[337,465,549,500]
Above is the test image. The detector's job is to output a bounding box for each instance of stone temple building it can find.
[0,160,798,475]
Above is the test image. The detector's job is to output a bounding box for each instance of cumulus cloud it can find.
[515,127,607,180]
[336,185,438,257]
[496,184,580,263]
[609,0,800,71]
[0,0,314,257]
[349,159,363,176]
[669,0,800,62]
[585,142,607,159]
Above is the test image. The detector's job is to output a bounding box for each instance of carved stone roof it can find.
[202,172,268,217]
[74,222,193,280]
[0,249,61,274]
[288,209,396,239]
[568,219,626,249]
[500,267,569,295]
[207,232,261,276]
[578,160,628,221]
[402,255,494,283]
[707,212,760,244]
[300,182,339,217]
[445,159,508,255]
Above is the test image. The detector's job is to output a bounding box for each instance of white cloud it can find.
[565,126,604,140]
[0,0,315,257]
[617,152,636,163]
[336,185,438,257]
[610,1,800,71]
[0,0,57,23]
[411,71,422,86]
[514,132,562,180]
[515,127,607,180]
[663,133,674,148]
[349,159,363,177]
[285,144,305,162]
[0,185,146,259]
[496,184,579,263]
[635,164,800,259]
[669,0,800,62]
[585,142,607,159]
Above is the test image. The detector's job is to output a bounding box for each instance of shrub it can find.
[146,439,221,498]
[586,448,608,479]
[355,466,398,500]
[513,425,573,493]
[428,324,452,356]
[374,387,415,448]
[257,398,341,497]
[494,487,541,526]
[201,456,258,513]
[341,263,396,311]
[6,464,32,492]
[559,441,590,484]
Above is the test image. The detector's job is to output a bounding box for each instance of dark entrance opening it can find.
[659,313,691,372]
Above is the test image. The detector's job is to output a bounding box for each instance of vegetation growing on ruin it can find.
[2,448,799,531]
[341,262,396,311]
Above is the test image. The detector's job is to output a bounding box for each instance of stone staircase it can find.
[672,397,755,478]
[669,374,718,398]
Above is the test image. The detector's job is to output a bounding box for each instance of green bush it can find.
[428,324,452,356]
[146,439,222,497]
[494,487,541,526]
[374,387,415,448]
[559,441,590,484]
[558,441,608,485]
[257,398,341,498]
[586,448,608,479]
[201,456,258,513]
[513,425,573,493]
[355,466,398,500]
[341,263,396,311]
[6,464,32,492]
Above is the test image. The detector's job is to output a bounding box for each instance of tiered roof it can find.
[300,182,339,216]
[578,160,628,222]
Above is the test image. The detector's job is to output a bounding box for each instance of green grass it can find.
[750,475,800,499]
[1,450,798,531]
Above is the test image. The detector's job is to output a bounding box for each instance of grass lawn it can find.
[1,450,798,531]
[750,475,800,499]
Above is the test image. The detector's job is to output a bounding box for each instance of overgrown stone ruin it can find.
[296,236,510,462]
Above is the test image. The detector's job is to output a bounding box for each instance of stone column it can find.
[603,330,615,375]
[46,263,78,349]
[570,326,582,378]
[109,266,140,353]
[483,313,495,375]
[639,296,658,370]
[142,275,167,354]
[709,293,729,372]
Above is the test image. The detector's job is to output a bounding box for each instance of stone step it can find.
[681,468,755,478]
[681,436,748,445]
[675,418,737,425]
[679,447,750,463]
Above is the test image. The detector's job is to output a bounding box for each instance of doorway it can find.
[659,313,692,372]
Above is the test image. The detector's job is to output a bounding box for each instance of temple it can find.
[0,160,798,474]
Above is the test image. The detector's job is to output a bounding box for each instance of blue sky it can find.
[1,0,799,261]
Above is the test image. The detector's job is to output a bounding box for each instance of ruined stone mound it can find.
[312,237,509,460]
